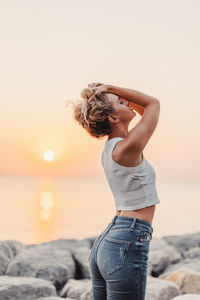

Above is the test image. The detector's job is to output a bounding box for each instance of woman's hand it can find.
[92,83,111,96]
[88,82,104,89]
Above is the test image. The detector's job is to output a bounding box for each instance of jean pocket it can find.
[101,237,131,275]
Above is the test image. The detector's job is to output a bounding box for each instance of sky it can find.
[0,0,200,182]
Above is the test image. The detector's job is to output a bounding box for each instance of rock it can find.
[150,238,171,252]
[146,275,181,300]
[159,267,200,294]
[147,238,182,276]
[0,275,56,300]
[161,258,200,276]
[1,232,200,300]
[38,298,75,300]
[3,240,25,257]
[71,246,91,279]
[37,298,64,300]
[184,247,200,259]
[171,295,200,299]
[163,233,200,256]
[0,242,14,275]
[6,245,76,292]
[38,297,73,300]
[59,278,92,299]
[25,238,90,251]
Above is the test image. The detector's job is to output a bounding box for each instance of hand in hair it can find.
[92,84,111,97]
[88,82,104,89]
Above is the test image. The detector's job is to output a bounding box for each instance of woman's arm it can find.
[108,85,159,107]
[109,85,160,154]
[91,83,157,116]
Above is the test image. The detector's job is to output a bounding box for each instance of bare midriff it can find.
[116,204,156,226]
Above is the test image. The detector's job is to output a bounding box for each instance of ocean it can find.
[0,175,199,244]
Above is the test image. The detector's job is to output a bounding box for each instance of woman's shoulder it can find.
[112,138,143,168]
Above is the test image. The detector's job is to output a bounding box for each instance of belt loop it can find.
[111,215,118,225]
[109,215,117,227]
[130,218,136,231]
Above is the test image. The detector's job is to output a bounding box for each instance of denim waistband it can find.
[109,215,153,233]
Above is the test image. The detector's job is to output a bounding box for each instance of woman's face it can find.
[106,93,136,123]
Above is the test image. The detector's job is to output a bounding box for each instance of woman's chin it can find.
[131,110,136,116]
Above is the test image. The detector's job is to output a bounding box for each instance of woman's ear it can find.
[108,113,119,124]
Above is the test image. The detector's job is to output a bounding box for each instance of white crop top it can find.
[101,137,160,210]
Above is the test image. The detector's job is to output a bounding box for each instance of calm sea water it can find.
[0,175,199,244]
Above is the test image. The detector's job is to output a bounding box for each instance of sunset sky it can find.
[1,0,200,181]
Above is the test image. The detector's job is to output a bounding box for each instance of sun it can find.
[43,150,54,162]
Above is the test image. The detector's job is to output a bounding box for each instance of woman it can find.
[66,83,160,300]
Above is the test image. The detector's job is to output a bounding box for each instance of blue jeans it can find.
[88,215,153,300]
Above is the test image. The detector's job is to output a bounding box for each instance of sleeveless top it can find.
[101,137,160,210]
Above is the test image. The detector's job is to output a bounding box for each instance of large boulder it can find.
[146,275,181,300]
[71,246,91,279]
[163,233,200,256]
[160,258,200,276]
[0,275,56,300]
[6,245,75,291]
[147,238,182,276]
[59,278,92,299]
[184,247,200,259]
[0,242,14,275]
[159,267,200,294]
[25,238,90,251]
[2,240,25,257]
[38,297,74,300]
[171,295,200,299]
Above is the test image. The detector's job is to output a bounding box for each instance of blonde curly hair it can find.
[65,85,116,139]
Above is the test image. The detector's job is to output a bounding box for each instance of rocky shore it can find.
[0,231,200,300]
